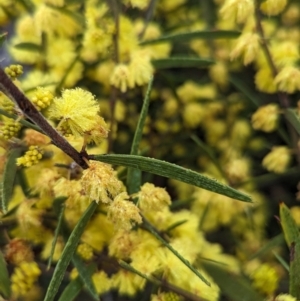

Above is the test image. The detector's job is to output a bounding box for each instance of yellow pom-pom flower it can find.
[110,64,130,93]
[11,261,41,298]
[273,294,297,301]
[230,32,260,65]
[250,263,279,296]
[16,146,44,167]
[77,243,93,261]
[81,161,123,204]
[262,146,291,174]
[275,66,300,93]
[107,192,142,230]
[251,104,279,132]
[92,270,111,295]
[137,182,171,212]
[49,88,100,137]
[260,0,287,16]
[220,0,254,24]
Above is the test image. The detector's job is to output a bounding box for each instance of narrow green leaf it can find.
[71,255,99,301]
[152,57,214,69]
[285,108,300,136]
[280,202,299,248]
[143,217,211,286]
[165,220,188,233]
[127,76,153,194]
[140,30,240,45]
[14,42,42,52]
[0,251,11,298]
[57,277,83,301]
[0,32,7,47]
[0,109,43,133]
[43,201,97,301]
[249,234,284,260]
[273,251,289,272]
[1,148,23,214]
[289,237,300,299]
[47,205,65,270]
[203,262,264,301]
[89,154,252,203]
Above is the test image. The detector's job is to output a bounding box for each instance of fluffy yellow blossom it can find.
[230,32,260,65]
[224,157,250,184]
[5,239,34,265]
[77,243,93,261]
[275,66,300,93]
[290,206,300,226]
[255,67,277,93]
[107,192,142,230]
[81,161,123,204]
[23,129,50,146]
[271,41,299,67]
[11,261,41,298]
[250,263,279,295]
[108,229,139,259]
[220,0,254,24]
[262,146,291,174]
[34,4,81,36]
[111,269,145,296]
[128,50,153,89]
[137,182,171,211]
[182,102,204,128]
[92,271,111,295]
[282,4,300,26]
[260,0,287,16]
[209,61,229,89]
[110,64,130,93]
[251,104,279,132]
[177,81,216,103]
[273,294,297,301]
[151,292,182,301]
[49,88,100,137]
[16,146,44,167]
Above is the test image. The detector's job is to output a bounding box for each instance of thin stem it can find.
[254,3,300,165]
[0,68,89,169]
[107,0,120,152]
[119,260,209,301]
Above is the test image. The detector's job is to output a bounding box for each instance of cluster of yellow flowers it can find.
[1,0,300,300]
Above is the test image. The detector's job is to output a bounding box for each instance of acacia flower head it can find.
[220,0,254,24]
[137,182,171,212]
[262,146,291,173]
[81,161,123,204]
[251,103,279,132]
[274,66,300,93]
[49,88,100,137]
[107,192,142,230]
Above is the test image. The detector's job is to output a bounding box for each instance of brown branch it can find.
[0,67,89,169]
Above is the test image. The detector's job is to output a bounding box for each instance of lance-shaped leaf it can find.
[289,238,300,299]
[140,30,240,45]
[43,201,97,301]
[127,76,153,194]
[0,251,11,298]
[14,42,42,52]
[89,154,251,203]
[203,262,264,301]
[0,32,7,47]
[1,148,23,214]
[285,108,300,136]
[152,57,214,69]
[279,202,299,248]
